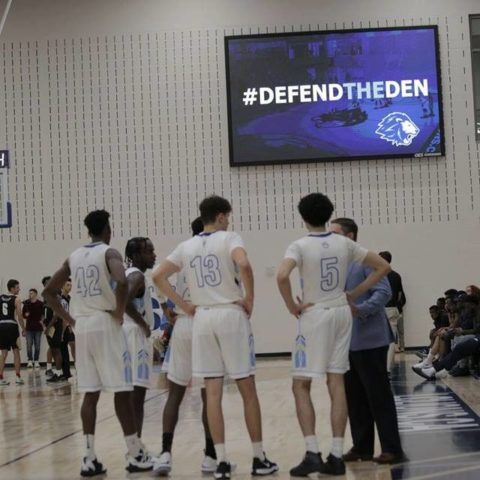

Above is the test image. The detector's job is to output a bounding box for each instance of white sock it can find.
[84,434,96,460]
[331,437,344,459]
[214,444,227,463]
[54,369,62,376]
[47,363,52,369]
[305,435,319,454]
[252,442,265,461]
[125,434,142,457]
[425,351,435,366]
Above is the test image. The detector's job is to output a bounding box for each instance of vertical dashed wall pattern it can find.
[0,15,477,243]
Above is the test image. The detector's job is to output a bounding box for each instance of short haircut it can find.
[125,237,149,263]
[330,217,358,240]
[41,276,51,286]
[297,193,334,227]
[29,288,38,294]
[191,216,204,236]
[444,288,458,298]
[84,209,110,236]
[7,279,19,291]
[379,251,392,263]
[429,305,439,310]
[199,195,232,224]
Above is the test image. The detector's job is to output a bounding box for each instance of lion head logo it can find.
[375,112,420,147]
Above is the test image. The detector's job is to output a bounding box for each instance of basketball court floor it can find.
[1,355,480,479]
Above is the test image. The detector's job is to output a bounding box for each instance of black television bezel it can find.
[224,25,445,167]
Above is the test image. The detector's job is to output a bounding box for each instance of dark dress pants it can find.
[345,345,402,455]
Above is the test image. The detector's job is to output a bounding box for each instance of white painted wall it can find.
[1,0,479,360]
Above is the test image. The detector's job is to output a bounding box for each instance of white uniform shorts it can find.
[192,305,256,380]
[75,312,133,393]
[292,304,352,378]
[162,314,202,387]
[124,322,153,388]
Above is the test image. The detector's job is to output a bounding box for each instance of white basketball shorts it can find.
[123,322,153,388]
[75,312,133,393]
[192,305,256,380]
[292,304,353,378]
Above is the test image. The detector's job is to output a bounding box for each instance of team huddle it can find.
[42,193,391,479]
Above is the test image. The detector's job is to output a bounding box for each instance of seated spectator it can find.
[444,289,458,301]
[415,305,449,359]
[466,285,480,297]
[447,294,480,376]
[413,335,480,380]
[436,297,446,311]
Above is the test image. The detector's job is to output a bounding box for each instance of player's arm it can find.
[15,297,26,332]
[347,251,392,300]
[152,261,194,316]
[231,247,254,317]
[125,271,151,337]
[277,258,300,317]
[105,248,128,324]
[42,260,76,328]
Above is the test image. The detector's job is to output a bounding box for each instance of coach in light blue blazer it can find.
[347,263,394,351]
[330,218,404,466]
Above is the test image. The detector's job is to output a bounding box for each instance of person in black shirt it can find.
[379,251,406,375]
[0,279,26,385]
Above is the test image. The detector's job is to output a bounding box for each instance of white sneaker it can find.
[34,361,41,369]
[27,361,33,368]
[201,455,217,473]
[80,456,107,477]
[152,451,171,476]
[435,368,448,379]
[125,449,153,473]
[15,377,25,385]
[413,359,431,369]
[0,379,9,386]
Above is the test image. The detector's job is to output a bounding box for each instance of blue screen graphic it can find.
[225,27,445,166]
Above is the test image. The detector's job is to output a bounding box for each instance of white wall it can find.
[1,0,480,359]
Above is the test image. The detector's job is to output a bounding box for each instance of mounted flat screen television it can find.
[225,26,445,166]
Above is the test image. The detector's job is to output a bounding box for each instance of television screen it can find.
[225,26,445,166]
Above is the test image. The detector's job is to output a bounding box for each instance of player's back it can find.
[0,294,16,323]
[69,242,116,318]
[170,230,244,306]
[286,232,367,306]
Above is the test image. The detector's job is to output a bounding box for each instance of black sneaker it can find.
[80,457,107,477]
[319,454,345,476]
[46,374,59,383]
[214,461,231,480]
[290,451,323,477]
[449,365,470,377]
[45,369,54,378]
[252,455,279,476]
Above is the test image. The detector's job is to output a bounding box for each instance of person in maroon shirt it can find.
[22,289,44,368]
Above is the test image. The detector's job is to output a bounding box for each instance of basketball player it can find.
[42,210,153,477]
[153,195,278,480]
[0,279,25,385]
[123,237,156,438]
[276,193,391,476]
[41,276,55,376]
[153,217,219,476]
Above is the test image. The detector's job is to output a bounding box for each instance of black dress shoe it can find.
[373,452,406,464]
[342,449,373,462]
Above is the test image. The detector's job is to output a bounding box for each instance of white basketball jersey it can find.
[173,268,192,314]
[285,232,368,306]
[167,231,244,306]
[124,267,154,328]
[69,242,117,317]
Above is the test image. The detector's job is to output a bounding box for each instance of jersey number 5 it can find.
[320,257,339,292]
[190,255,222,287]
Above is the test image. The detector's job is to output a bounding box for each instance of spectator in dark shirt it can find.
[436,297,446,311]
[379,251,406,374]
[22,289,44,368]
